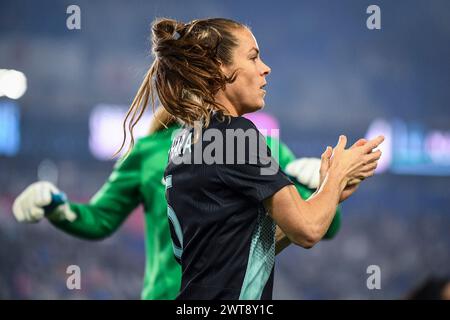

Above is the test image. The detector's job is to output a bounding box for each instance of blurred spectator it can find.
[406,276,450,300]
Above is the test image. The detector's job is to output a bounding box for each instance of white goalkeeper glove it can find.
[12,181,76,223]
[285,157,321,189]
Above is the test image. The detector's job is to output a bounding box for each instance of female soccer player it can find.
[119,18,384,300]
[12,107,340,299]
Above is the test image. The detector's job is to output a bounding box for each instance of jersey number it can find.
[165,175,183,260]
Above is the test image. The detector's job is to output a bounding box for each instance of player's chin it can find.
[256,99,265,110]
[254,97,266,110]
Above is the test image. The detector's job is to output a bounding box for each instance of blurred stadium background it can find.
[1,0,449,299]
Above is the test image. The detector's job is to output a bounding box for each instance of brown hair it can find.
[147,106,177,135]
[116,17,246,156]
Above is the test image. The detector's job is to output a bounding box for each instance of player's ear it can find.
[218,60,232,77]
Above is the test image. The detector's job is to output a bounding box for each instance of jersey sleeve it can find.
[215,117,293,203]
[50,140,143,239]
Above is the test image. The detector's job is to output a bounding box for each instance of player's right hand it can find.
[12,181,76,223]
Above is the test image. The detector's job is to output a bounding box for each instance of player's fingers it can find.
[363,135,384,153]
[41,184,52,206]
[320,146,332,175]
[24,193,38,221]
[34,185,45,207]
[364,150,382,164]
[35,183,52,207]
[29,207,44,222]
[23,204,33,222]
[321,146,332,160]
[334,135,347,153]
[362,169,376,178]
[363,161,378,172]
[347,177,363,185]
[350,138,367,149]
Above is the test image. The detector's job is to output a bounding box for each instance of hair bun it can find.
[152,18,185,43]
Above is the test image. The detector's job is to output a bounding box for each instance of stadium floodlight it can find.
[0,69,27,100]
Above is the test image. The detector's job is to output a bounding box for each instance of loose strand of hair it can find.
[114,61,156,158]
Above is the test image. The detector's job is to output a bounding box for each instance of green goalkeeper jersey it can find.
[51,124,340,299]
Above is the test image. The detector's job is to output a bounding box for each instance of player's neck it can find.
[214,92,240,117]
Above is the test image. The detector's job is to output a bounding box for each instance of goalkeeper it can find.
[12,107,341,299]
